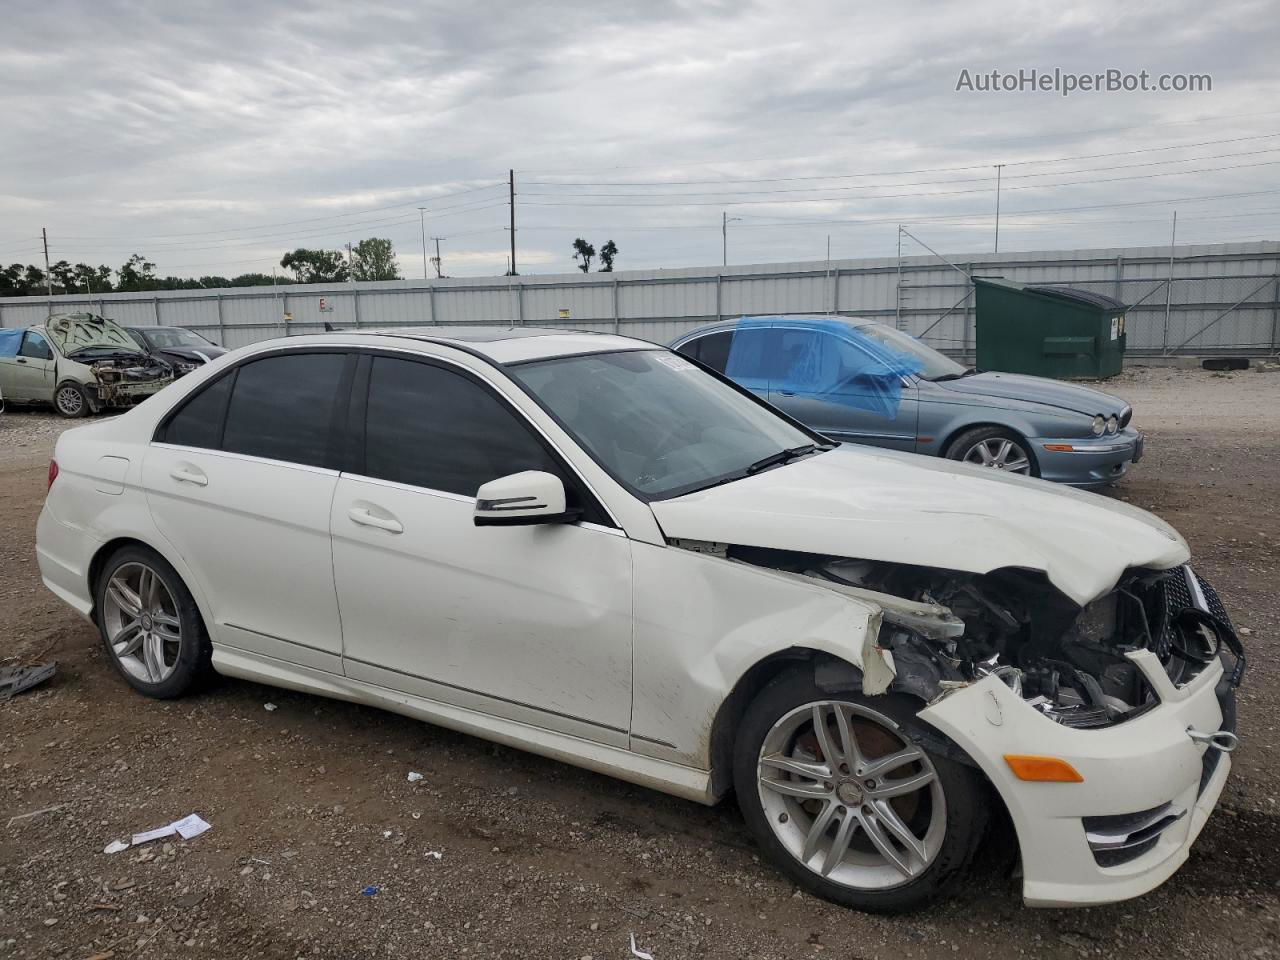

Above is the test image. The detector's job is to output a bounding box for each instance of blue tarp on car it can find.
[0,328,24,357]
[724,315,923,418]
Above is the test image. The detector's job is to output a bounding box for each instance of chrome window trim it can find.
[151,442,340,477]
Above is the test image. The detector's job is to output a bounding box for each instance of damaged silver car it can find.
[0,313,174,417]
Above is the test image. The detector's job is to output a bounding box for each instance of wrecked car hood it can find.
[932,371,1126,416]
[649,446,1187,606]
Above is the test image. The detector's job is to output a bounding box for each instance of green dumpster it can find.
[973,277,1128,379]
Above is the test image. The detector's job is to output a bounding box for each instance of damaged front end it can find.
[722,544,1245,728]
[84,356,174,410]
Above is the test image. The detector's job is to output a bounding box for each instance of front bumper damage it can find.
[919,650,1237,907]
[85,359,172,411]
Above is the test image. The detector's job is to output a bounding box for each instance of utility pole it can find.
[993,164,1004,253]
[508,169,517,275]
[42,227,52,297]
[417,207,429,280]
[722,211,742,266]
[430,237,445,278]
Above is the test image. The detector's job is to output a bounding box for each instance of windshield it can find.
[849,323,967,380]
[142,327,215,349]
[46,315,144,357]
[511,350,818,499]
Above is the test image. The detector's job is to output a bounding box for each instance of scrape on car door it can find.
[330,353,634,746]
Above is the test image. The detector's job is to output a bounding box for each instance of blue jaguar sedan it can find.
[670,315,1143,487]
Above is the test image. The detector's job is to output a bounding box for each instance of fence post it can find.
[352,288,361,328]
[215,294,225,345]
[715,273,722,322]
[612,279,620,334]
[965,262,974,360]
[1271,277,1279,355]
[831,267,840,315]
[427,284,436,324]
[153,296,160,325]
[1114,255,1124,302]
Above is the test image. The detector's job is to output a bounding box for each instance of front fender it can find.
[631,541,885,768]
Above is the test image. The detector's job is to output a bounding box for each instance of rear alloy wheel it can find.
[734,671,987,912]
[946,426,1035,477]
[54,382,90,418]
[95,546,211,698]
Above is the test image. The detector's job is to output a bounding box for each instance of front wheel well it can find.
[938,421,1026,458]
[708,648,866,798]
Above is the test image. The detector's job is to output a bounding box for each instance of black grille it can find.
[1094,836,1159,867]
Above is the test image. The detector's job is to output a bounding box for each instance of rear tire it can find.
[94,545,211,698]
[54,382,90,418]
[733,668,988,913]
[945,426,1037,477]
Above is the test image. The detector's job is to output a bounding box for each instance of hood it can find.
[933,371,1125,416]
[155,345,227,363]
[649,446,1187,606]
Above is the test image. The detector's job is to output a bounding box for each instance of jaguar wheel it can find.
[733,669,988,913]
[945,426,1036,477]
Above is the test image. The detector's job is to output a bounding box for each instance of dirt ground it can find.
[2,365,1279,960]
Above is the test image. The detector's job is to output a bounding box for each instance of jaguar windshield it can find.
[511,350,824,499]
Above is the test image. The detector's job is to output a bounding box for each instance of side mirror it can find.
[474,470,582,527]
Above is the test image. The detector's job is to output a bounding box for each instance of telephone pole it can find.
[721,211,742,266]
[993,164,1004,253]
[508,169,517,275]
[430,237,445,278]
[417,207,430,280]
[42,227,52,296]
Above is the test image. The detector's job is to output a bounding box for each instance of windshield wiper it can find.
[746,443,822,475]
[928,367,976,382]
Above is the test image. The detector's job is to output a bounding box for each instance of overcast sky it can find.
[2,0,1278,280]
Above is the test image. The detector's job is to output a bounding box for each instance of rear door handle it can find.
[169,465,208,486]
[348,506,403,534]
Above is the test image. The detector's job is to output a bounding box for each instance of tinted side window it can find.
[19,331,52,360]
[222,353,345,467]
[364,356,559,497]
[164,373,233,449]
[689,332,731,372]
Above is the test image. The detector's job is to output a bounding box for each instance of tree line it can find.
[0,238,403,297]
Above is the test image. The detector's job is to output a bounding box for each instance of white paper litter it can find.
[425,850,443,860]
[103,839,129,855]
[630,933,654,959]
[406,772,424,782]
[264,703,278,712]
[121,814,212,849]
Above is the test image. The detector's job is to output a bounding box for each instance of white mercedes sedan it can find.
[36,328,1243,912]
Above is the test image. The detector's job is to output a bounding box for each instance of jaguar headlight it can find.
[1106,415,1118,434]
[1091,415,1106,436]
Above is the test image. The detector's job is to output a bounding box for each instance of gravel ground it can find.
[2,365,1279,960]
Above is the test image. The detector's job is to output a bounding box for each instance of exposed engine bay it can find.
[699,543,1245,729]
[88,356,173,397]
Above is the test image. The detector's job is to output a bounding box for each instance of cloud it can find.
[1,0,1276,279]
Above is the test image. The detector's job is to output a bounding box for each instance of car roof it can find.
[247,326,659,365]
[673,315,880,341]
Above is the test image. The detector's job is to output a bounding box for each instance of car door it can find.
[330,352,634,746]
[142,351,350,673]
[0,331,56,401]
[770,326,919,451]
[677,327,775,399]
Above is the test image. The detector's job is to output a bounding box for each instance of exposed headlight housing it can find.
[1106,415,1119,434]
[1091,415,1106,436]
[177,361,198,373]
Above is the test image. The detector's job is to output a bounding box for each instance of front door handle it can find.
[348,506,403,534]
[777,390,796,397]
[169,465,208,486]
[15,358,26,364]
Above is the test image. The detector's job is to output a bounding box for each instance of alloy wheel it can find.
[102,562,183,684]
[55,385,84,416]
[962,437,1031,474]
[756,701,946,890]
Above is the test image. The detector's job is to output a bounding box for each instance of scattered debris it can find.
[425,850,443,860]
[406,771,424,782]
[104,813,211,854]
[0,660,57,701]
[360,885,378,897]
[630,933,655,959]
[263,703,278,712]
[88,904,122,913]
[7,803,68,828]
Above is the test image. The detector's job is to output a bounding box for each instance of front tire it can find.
[94,545,211,698]
[733,669,988,913]
[54,382,90,418]
[945,426,1036,477]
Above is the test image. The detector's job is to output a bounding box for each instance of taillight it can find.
[47,459,59,490]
